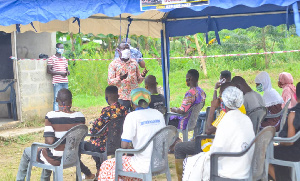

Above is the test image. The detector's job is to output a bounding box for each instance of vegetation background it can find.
[57,24,300,109]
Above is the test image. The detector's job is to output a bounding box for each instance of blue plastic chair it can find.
[114,126,177,181]
[26,124,88,181]
[0,81,17,120]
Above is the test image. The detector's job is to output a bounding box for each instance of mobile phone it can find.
[219,78,226,84]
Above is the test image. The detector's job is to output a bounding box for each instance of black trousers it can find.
[174,141,197,159]
[80,141,104,176]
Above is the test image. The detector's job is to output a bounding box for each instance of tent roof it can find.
[0,0,299,37]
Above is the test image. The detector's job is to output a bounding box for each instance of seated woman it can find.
[269,82,300,181]
[182,86,255,181]
[174,82,246,181]
[255,71,283,131]
[278,72,297,108]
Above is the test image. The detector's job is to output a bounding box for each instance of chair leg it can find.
[7,103,12,119]
[26,162,32,181]
[182,130,188,142]
[293,163,300,181]
[54,167,63,181]
[165,167,172,181]
[76,161,82,181]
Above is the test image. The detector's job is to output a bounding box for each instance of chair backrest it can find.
[150,126,177,176]
[279,98,291,132]
[186,100,205,131]
[250,126,275,180]
[106,116,126,155]
[62,124,88,168]
[247,107,267,135]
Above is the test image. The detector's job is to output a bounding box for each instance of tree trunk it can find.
[194,34,207,77]
[261,27,269,69]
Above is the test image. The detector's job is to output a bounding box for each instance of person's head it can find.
[117,43,130,62]
[56,43,64,55]
[56,88,72,108]
[231,76,252,94]
[145,75,157,92]
[220,70,231,82]
[296,82,300,102]
[130,88,151,110]
[186,69,199,87]
[255,71,272,92]
[105,86,119,105]
[278,72,294,88]
[121,38,131,45]
[219,82,236,97]
[221,86,244,112]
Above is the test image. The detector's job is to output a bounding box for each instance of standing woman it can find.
[269,82,300,181]
[278,72,297,109]
[255,71,283,131]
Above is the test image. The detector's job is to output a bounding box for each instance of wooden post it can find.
[194,34,207,77]
[11,31,23,121]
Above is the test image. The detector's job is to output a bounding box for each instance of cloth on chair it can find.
[99,156,141,181]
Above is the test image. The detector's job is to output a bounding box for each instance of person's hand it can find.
[61,72,67,78]
[120,72,128,80]
[66,71,70,76]
[171,107,177,112]
[211,98,221,108]
[141,67,148,77]
[215,81,221,89]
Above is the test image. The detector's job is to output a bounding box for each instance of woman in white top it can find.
[255,71,283,131]
[182,86,255,181]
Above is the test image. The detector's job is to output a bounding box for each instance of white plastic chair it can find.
[114,126,177,181]
[26,124,88,181]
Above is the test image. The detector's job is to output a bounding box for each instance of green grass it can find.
[70,58,300,109]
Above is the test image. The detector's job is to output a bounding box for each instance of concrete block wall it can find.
[18,59,53,120]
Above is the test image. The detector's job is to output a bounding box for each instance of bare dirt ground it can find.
[0,106,177,181]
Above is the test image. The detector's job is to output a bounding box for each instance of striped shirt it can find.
[37,111,85,166]
[47,55,68,84]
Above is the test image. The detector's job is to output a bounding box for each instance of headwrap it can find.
[130,88,151,106]
[279,72,296,94]
[255,71,284,107]
[222,86,244,110]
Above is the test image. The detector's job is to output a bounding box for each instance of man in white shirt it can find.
[99,88,165,181]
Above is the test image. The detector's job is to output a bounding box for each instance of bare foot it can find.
[85,173,95,179]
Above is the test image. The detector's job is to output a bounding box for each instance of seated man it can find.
[16,89,86,181]
[174,82,246,181]
[183,86,255,180]
[168,69,206,130]
[98,88,165,181]
[194,70,231,136]
[145,75,166,114]
[231,76,265,113]
[80,86,127,180]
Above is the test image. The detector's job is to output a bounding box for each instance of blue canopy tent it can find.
[1,0,300,111]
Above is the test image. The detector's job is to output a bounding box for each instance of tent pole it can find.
[162,23,170,112]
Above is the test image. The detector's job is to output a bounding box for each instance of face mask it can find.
[221,102,226,112]
[121,49,131,59]
[56,48,64,55]
[256,83,263,92]
[105,97,109,104]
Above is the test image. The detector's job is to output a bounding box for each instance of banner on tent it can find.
[140,0,209,11]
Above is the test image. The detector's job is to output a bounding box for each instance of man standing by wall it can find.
[47,43,70,111]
